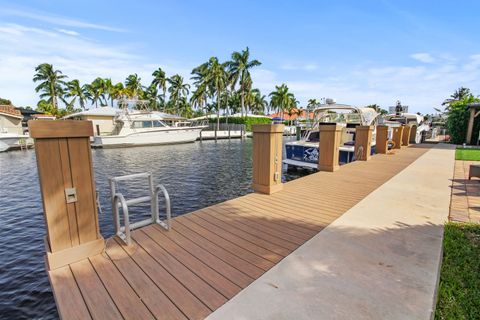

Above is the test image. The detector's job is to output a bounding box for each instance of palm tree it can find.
[168,74,190,115]
[442,87,473,108]
[251,89,268,115]
[65,79,88,110]
[191,62,211,115]
[178,97,193,118]
[125,74,143,98]
[205,57,228,134]
[152,68,167,107]
[143,84,160,110]
[111,82,125,106]
[269,84,295,121]
[103,78,116,107]
[86,77,108,107]
[33,63,68,111]
[227,47,261,117]
[190,86,207,114]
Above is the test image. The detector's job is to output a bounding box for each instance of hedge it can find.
[208,116,271,131]
[447,96,480,144]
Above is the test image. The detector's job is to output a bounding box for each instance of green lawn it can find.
[455,148,480,161]
[435,223,480,320]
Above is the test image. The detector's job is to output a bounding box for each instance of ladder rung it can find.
[111,172,151,182]
[124,196,152,206]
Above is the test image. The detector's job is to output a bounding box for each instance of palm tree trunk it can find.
[216,90,221,141]
[241,89,244,118]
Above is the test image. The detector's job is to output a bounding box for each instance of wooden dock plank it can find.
[69,259,123,320]
[175,216,276,270]
[113,237,211,319]
[132,230,228,310]
[181,214,283,262]
[89,254,154,320]
[208,204,310,243]
[141,225,241,298]
[105,239,187,320]
[205,206,303,247]
[48,146,431,320]
[193,210,293,255]
[152,224,254,288]
[171,220,266,278]
[48,266,92,320]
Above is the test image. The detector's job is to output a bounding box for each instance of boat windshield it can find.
[317,111,361,124]
[306,131,319,142]
[131,120,167,129]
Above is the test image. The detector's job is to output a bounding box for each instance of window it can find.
[307,131,319,142]
[153,120,166,127]
[131,121,153,128]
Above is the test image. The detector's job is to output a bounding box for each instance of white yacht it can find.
[382,101,430,143]
[91,102,207,148]
[284,100,380,169]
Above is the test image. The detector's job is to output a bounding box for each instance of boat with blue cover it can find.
[284,100,380,169]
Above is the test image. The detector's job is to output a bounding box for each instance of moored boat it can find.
[91,100,207,148]
[284,100,380,169]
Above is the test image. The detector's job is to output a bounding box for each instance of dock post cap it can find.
[355,125,374,130]
[318,124,343,131]
[252,124,284,133]
[28,120,94,138]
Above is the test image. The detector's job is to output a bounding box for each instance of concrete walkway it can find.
[207,144,455,320]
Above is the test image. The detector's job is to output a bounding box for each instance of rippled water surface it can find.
[0,138,305,319]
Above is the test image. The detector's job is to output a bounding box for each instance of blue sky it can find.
[0,0,479,114]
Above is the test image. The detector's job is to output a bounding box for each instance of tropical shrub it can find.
[208,116,271,131]
[446,96,480,144]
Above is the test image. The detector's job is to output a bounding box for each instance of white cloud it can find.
[57,29,80,36]
[280,63,319,71]
[252,55,480,114]
[1,19,478,115]
[410,53,435,63]
[1,7,126,32]
[0,23,189,108]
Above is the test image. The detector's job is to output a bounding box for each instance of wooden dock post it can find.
[252,124,284,194]
[409,125,417,144]
[29,120,104,271]
[402,125,411,146]
[376,125,389,154]
[354,125,373,161]
[318,124,342,172]
[392,126,404,149]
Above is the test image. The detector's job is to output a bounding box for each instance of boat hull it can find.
[92,127,203,148]
[284,143,376,169]
[0,135,29,152]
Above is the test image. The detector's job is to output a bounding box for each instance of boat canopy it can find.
[385,113,424,124]
[313,104,379,126]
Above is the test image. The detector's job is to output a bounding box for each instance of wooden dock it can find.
[48,145,430,320]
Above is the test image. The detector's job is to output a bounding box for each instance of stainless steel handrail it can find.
[154,184,171,229]
[109,172,171,245]
[112,193,131,245]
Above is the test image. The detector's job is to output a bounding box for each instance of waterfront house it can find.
[63,107,119,136]
[0,105,23,135]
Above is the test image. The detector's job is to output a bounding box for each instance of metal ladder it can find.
[110,172,171,245]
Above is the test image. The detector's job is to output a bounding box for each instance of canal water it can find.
[0,138,306,319]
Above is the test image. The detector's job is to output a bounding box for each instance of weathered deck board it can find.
[49,146,430,319]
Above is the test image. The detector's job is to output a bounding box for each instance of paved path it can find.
[207,144,455,320]
[450,160,480,223]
